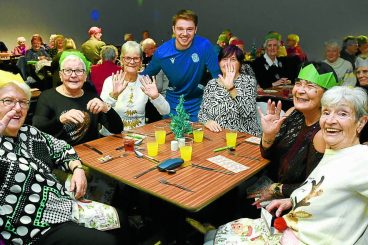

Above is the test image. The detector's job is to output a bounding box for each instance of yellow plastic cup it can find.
[146,140,158,157]
[154,124,166,144]
[192,123,204,143]
[179,137,193,162]
[226,130,237,148]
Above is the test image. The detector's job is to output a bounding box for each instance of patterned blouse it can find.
[198,73,261,136]
[0,125,79,244]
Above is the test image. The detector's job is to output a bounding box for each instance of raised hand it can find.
[0,109,17,135]
[140,75,159,99]
[59,109,85,124]
[258,99,286,138]
[111,70,129,97]
[218,62,236,90]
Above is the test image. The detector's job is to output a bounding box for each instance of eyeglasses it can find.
[0,98,30,109]
[123,56,141,63]
[61,69,85,76]
[294,80,319,92]
[355,69,368,76]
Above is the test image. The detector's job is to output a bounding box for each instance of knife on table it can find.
[133,167,157,179]
[192,164,234,175]
[83,143,103,155]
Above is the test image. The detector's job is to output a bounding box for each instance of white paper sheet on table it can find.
[206,155,249,173]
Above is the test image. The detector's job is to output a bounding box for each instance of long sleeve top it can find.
[0,125,80,244]
[100,74,170,131]
[32,88,123,145]
[198,73,261,136]
[260,110,323,196]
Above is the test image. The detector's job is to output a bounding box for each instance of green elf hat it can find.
[59,50,91,74]
[297,63,338,89]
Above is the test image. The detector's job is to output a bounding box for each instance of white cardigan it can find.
[100,74,170,133]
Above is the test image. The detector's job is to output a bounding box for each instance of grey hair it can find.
[60,55,86,71]
[0,82,31,100]
[17,36,26,43]
[141,38,156,50]
[263,38,280,49]
[100,45,118,61]
[120,41,142,60]
[324,40,340,50]
[321,86,368,121]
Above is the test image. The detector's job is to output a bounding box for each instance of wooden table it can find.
[74,121,269,212]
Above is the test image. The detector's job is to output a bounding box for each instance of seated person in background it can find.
[355,56,368,144]
[12,36,28,56]
[230,39,245,53]
[32,50,123,145]
[323,39,356,86]
[100,41,170,131]
[198,45,261,136]
[81,26,106,65]
[141,38,157,67]
[124,33,134,42]
[25,35,50,61]
[253,62,338,204]
[0,41,8,52]
[50,37,77,87]
[141,38,169,123]
[206,86,368,245]
[357,35,368,58]
[0,73,121,245]
[90,45,121,95]
[340,36,358,69]
[213,33,229,55]
[286,33,307,62]
[48,34,64,58]
[251,33,300,89]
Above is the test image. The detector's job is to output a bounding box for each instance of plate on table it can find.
[263,89,278,93]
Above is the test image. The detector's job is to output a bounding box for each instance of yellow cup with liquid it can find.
[147,140,159,157]
[154,124,166,144]
[192,123,204,143]
[179,137,193,162]
[226,130,237,147]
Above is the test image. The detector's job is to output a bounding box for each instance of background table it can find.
[74,121,269,212]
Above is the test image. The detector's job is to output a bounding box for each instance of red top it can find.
[90,61,121,95]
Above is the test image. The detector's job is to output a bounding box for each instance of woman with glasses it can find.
[249,62,338,205]
[32,50,123,145]
[100,41,170,131]
[0,71,121,244]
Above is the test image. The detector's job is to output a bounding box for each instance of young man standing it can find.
[142,9,220,121]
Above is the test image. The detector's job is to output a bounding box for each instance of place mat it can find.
[207,155,249,173]
[245,136,261,145]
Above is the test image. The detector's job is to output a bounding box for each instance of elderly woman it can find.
[253,62,338,203]
[141,38,157,67]
[90,45,121,95]
[198,45,261,136]
[100,41,170,131]
[355,57,368,144]
[48,34,64,58]
[323,40,356,86]
[32,50,123,145]
[0,71,120,244]
[286,33,307,62]
[207,86,368,244]
[251,33,299,89]
[24,35,50,62]
[12,36,28,56]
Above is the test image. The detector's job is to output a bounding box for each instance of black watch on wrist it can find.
[72,165,84,173]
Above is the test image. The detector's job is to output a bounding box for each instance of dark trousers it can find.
[35,222,120,245]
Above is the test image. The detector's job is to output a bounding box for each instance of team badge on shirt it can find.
[191,53,199,63]
[170,58,175,64]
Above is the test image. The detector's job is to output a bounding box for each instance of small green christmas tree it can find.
[170,95,192,139]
